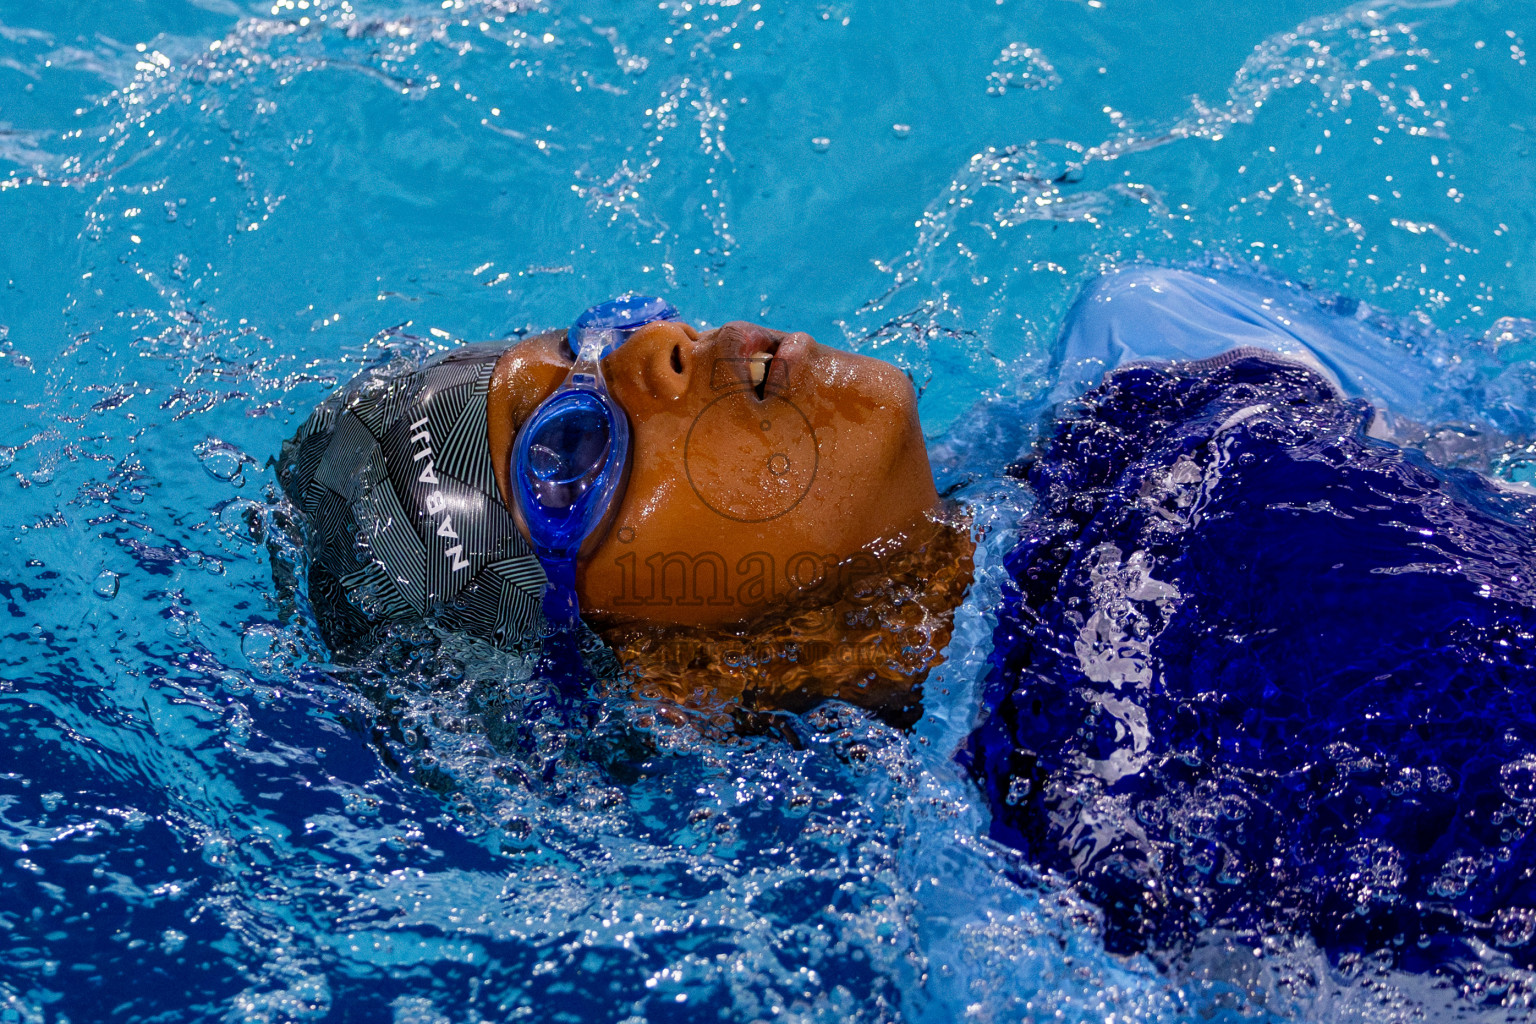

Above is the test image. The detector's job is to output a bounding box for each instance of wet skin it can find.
[487,320,945,629]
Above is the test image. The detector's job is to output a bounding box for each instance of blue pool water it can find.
[3,0,1536,1020]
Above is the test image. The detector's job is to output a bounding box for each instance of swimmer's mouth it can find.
[747,342,779,400]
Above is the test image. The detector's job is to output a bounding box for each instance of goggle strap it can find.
[540,555,581,632]
[531,553,592,706]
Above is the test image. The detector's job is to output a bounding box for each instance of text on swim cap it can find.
[410,416,471,573]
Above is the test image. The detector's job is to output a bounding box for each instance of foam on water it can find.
[3,0,1536,1020]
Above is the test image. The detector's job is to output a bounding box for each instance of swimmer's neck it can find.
[595,515,974,729]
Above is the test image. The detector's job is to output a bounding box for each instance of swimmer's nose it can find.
[608,319,807,410]
[608,319,701,405]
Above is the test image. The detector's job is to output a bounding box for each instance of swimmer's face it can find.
[490,320,941,627]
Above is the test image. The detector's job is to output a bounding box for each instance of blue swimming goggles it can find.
[511,295,680,630]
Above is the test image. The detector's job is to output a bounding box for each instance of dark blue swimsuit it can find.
[963,270,1536,965]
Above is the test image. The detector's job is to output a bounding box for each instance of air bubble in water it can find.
[1499,755,1536,802]
[194,437,254,484]
[241,622,306,679]
[986,42,1060,94]
[892,123,911,138]
[216,498,264,543]
[94,570,121,600]
[218,669,253,695]
[1493,907,1536,947]
[810,136,831,152]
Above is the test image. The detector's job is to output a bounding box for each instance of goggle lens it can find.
[526,393,611,494]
